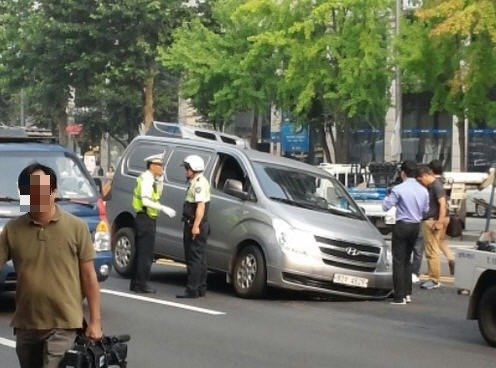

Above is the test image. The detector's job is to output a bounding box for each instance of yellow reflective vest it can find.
[132,174,161,218]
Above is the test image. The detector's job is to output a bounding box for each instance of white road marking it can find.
[100,289,226,315]
[0,337,15,348]
[0,291,225,349]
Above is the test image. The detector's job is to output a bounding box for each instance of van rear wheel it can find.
[112,227,136,277]
[478,285,496,347]
[233,245,266,298]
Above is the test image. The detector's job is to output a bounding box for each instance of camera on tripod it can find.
[61,334,130,368]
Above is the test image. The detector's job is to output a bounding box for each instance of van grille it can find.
[315,235,381,272]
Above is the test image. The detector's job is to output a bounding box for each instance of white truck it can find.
[455,237,496,347]
[318,162,397,234]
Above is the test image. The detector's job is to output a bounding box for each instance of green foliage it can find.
[162,0,392,130]
[400,0,496,125]
[0,0,190,145]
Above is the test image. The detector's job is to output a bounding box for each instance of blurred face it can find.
[184,165,194,180]
[150,162,163,176]
[416,173,431,187]
[28,169,55,213]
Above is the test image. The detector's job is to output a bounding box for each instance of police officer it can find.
[131,153,176,293]
[177,155,211,298]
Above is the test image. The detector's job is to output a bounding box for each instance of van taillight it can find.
[97,198,107,219]
[96,198,110,234]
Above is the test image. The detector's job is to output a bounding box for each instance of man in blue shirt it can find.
[383,160,429,305]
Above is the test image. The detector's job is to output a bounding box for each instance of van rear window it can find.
[126,143,168,174]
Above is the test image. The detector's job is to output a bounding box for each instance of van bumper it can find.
[267,259,393,300]
[94,250,113,282]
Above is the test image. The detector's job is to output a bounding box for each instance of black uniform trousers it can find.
[183,221,209,294]
[391,221,420,301]
[131,212,157,289]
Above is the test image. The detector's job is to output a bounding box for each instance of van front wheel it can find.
[233,245,266,298]
[478,285,496,347]
[112,227,136,277]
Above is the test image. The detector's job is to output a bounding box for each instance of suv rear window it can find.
[0,151,97,200]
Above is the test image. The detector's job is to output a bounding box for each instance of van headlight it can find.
[93,220,111,251]
[273,218,315,256]
[384,243,392,270]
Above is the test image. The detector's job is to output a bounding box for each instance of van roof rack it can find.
[145,121,248,148]
[0,124,56,142]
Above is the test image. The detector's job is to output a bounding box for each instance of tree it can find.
[163,0,279,146]
[245,0,392,162]
[0,0,100,144]
[89,0,198,133]
[0,0,194,149]
[163,0,392,162]
[399,0,496,169]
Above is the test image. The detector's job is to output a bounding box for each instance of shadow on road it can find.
[132,263,386,303]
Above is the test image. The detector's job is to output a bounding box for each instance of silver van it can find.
[107,134,393,299]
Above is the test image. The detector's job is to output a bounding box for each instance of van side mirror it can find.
[223,179,249,200]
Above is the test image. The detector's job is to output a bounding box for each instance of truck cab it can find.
[455,240,496,347]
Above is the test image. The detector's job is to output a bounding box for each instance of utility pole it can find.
[395,0,402,161]
[384,0,403,162]
[66,86,76,152]
[20,89,25,126]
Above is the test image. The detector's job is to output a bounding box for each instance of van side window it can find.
[214,153,248,193]
[126,143,168,175]
[166,148,213,184]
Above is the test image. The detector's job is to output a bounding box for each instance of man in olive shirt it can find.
[0,163,102,368]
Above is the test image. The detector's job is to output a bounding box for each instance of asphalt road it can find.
[0,216,494,368]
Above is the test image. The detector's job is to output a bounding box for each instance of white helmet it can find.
[183,155,205,172]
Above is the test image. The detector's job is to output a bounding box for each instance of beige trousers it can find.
[439,216,454,262]
[422,219,444,282]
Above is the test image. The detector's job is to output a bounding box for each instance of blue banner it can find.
[280,123,309,153]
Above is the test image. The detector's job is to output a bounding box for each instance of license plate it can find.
[333,273,369,288]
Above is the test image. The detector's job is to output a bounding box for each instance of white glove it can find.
[161,205,176,218]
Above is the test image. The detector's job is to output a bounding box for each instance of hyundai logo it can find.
[346,247,361,256]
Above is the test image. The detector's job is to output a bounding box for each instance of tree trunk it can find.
[335,127,346,163]
[250,111,259,148]
[142,76,154,133]
[321,126,332,163]
[457,115,466,171]
[334,114,348,163]
[57,113,68,146]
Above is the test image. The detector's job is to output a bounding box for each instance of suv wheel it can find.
[233,245,266,298]
[112,227,136,277]
[478,285,496,347]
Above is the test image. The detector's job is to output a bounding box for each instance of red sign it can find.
[65,123,83,135]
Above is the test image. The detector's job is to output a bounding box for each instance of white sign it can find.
[403,0,422,10]
[84,154,96,175]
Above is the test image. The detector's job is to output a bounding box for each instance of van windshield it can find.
[0,152,97,201]
[252,162,365,220]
